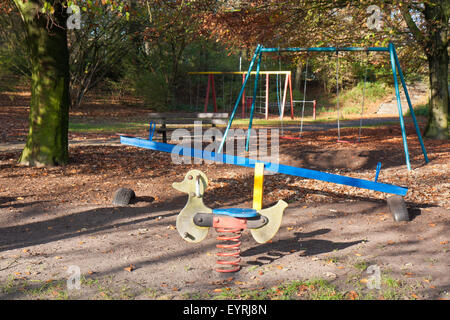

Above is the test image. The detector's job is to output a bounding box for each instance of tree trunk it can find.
[294,63,303,92]
[423,3,449,140]
[14,1,70,166]
[425,50,449,140]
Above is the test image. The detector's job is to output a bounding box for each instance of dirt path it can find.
[0,193,448,300]
[0,128,449,300]
[0,88,449,300]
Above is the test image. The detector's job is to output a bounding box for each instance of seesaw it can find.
[117,135,410,222]
[115,134,410,272]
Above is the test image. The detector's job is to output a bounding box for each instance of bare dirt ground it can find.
[0,89,449,300]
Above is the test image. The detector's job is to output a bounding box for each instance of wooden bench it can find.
[148,112,229,143]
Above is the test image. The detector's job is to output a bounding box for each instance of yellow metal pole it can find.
[253,162,265,210]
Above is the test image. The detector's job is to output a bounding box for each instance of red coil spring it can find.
[215,227,242,273]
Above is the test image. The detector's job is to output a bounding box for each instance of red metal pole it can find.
[211,75,218,113]
[246,97,253,113]
[204,75,211,112]
[265,74,269,120]
[242,73,246,118]
[281,74,289,119]
[288,73,294,119]
[313,100,317,120]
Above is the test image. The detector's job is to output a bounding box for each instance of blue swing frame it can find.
[217,43,429,171]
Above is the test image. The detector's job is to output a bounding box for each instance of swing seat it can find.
[281,135,302,140]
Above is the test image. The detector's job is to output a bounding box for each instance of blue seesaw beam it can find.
[120,135,408,196]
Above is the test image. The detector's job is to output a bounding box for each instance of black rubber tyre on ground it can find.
[387,195,409,222]
[112,188,136,206]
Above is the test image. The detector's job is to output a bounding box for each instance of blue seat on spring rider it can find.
[212,208,259,218]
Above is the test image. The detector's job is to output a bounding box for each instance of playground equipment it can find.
[119,130,411,222]
[217,43,429,171]
[172,165,288,272]
[188,71,294,119]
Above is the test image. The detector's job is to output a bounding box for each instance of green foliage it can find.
[339,81,392,104]
[0,6,30,90]
[405,102,429,117]
[133,71,170,110]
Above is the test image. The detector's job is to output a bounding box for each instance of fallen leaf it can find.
[428,223,436,227]
[411,293,419,299]
[439,241,448,245]
[124,264,135,272]
[346,291,359,300]
[54,256,62,260]
[404,272,414,277]
[213,288,222,293]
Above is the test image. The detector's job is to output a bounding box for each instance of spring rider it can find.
[173,163,288,273]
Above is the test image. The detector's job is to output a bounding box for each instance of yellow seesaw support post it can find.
[253,162,265,210]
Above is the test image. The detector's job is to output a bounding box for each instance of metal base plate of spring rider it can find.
[173,169,288,273]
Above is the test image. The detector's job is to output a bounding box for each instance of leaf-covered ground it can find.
[0,90,449,300]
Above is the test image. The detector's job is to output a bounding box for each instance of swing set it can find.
[217,43,429,171]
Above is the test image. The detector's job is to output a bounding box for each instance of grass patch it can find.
[212,279,345,300]
[340,81,392,105]
[25,279,68,300]
[69,121,148,133]
[353,260,370,272]
[405,102,429,117]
